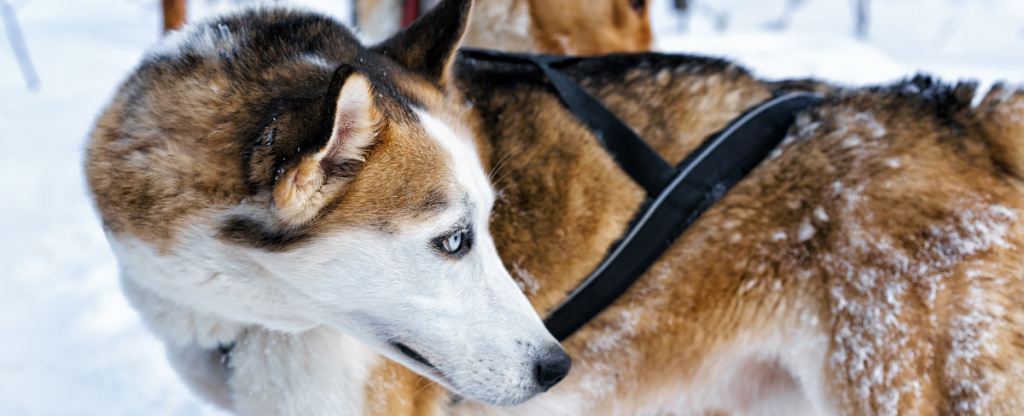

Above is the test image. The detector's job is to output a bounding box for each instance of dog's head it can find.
[92,0,568,406]
[230,0,573,405]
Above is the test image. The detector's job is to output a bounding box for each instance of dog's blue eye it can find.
[444,232,462,253]
[433,228,471,258]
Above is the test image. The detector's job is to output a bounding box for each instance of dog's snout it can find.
[534,344,571,391]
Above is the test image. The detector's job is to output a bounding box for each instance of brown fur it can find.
[365,360,448,416]
[355,0,652,55]
[86,8,463,255]
[524,0,652,55]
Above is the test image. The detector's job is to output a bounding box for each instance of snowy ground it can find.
[0,0,1022,414]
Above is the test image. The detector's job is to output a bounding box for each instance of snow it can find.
[651,0,1024,91]
[807,93,1018,414]
[511,260,541,296]
[0,0,1022,414]
[798,219,816,242]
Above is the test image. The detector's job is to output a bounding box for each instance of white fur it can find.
[165,343,234,410]
[228,326,379,416]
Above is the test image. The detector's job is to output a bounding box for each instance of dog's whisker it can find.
[488,143,528,184]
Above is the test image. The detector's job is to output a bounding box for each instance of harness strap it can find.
[459,49,823,341]
[462,49,675,195]
[544,91,822,340]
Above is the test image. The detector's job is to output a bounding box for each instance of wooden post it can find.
[163,0,187,34]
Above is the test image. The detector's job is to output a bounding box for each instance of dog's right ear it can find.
[271,68,380,226]
[372,0,473,86]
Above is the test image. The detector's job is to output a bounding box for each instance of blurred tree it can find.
[671,0,690,32]
[853,0,869,39]
[764,0,807,31]
[164,0,186,33]
[1,0,40,90]
[673,1,727,33]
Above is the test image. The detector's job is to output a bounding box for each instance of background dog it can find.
[354,0,653,55]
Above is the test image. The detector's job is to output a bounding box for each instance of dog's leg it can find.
[227,326,380,416]
[120,272,245,349]
[165,342,234,411]
[364,360,448,416]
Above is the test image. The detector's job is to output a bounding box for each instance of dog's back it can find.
[452,55,1024,414]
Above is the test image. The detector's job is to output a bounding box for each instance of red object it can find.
[400,0,420,27]
[163,0,187,33]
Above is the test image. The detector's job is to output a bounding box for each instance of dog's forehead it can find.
[315,107,489,234]
[412,107,494,207]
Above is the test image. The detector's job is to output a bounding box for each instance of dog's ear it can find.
[372,0,473,86]
[272,68,379,226]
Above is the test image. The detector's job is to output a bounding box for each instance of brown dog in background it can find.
[161,0,652,55]
[354,0,653,55]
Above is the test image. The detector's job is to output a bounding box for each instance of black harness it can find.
[461,49,823,341]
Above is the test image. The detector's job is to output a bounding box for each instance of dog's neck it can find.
[454,53,784,316]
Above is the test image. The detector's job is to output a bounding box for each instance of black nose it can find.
[535,344,572,391]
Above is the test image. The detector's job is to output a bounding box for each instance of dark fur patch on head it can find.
[372,0,472,85]
[217,216,313,252]
[417,188,449,213]
[244,65,368,189]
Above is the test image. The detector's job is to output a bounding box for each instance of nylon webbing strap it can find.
[533,63,675,195]
[461,49,675,195]
[543,92,823,340]
[459,49,822,341]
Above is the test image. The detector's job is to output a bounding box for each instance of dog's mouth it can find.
[394,342,435,370]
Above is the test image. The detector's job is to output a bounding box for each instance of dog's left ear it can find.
[372,0,473,86]
[272,67,379,226]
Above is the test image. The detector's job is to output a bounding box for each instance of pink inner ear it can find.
[321,112,355,170]
[319,73,375,172]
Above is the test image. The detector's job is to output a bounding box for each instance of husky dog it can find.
[354,0,652,55]
[88,0,1024,414]
[86,0,569,413]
